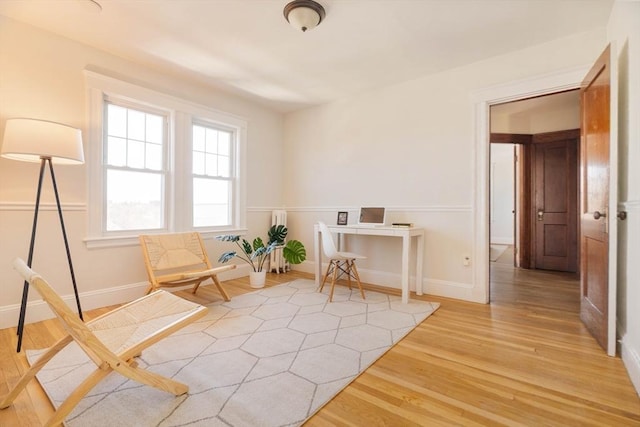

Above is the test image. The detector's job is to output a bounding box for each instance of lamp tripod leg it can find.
[16,159,46,353]
[48,159,83,321]
[15,282,30,353]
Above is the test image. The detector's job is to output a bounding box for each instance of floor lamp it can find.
[1,118,85,352]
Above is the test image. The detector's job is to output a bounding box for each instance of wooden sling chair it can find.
[0,258,208,427]
[139,232,235,300]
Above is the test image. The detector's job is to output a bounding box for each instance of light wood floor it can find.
[1,264,639,426]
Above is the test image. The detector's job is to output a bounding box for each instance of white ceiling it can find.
[0,0,613,112]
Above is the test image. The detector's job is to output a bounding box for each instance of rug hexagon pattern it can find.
[28,279,439,427]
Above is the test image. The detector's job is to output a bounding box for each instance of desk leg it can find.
[416,233,424,296]
[401,234,410,304]
[314,225,321,288]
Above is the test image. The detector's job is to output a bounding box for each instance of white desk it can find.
[313,224,424,304]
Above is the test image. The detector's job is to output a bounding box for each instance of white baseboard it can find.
[621,335,640,396]
[0,264,251,330]
[490,238,514,245]
[0,281,148,330]
[292,261,474,300]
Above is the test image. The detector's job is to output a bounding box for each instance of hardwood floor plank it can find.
[373,350,636,426]
[352,372,517,427]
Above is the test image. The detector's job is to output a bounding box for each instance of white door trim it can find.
[470,65,590,304]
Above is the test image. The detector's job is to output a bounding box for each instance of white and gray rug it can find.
[28,279,439,426]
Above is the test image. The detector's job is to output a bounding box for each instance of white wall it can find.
[0,17,285,327]
[528,104,580,134]
[608,1,640,395]
[491,100,579,134]
[490,144,514,245]
[283,27,607,302]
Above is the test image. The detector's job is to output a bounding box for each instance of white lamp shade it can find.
[1,118,84,165]
[286,6,322,31]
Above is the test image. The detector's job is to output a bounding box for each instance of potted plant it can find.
[216,224,306,288]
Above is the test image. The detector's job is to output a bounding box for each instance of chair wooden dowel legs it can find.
[47,367,112,427]
[346,261,353,290]
[0,335,73,410]
[329,260,340,302]
[210,275,231,301]
[113,363,189,395]
[350,261,366,300]
[318,258,366,302]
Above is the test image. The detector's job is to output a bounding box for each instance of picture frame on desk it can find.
[337,211,348,225]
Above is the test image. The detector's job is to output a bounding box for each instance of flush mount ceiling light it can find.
[283,0,326,32]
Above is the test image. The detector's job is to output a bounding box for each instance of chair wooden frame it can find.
[139,232,235,300]
[0,258,208,427]
[319,258,367,302]
[317,222,366,302]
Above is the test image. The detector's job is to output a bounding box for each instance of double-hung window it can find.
[104,101,167,232]
[85,71,246,247]
[192,123,233,227]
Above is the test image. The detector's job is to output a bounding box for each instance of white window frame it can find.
[103,98,171,234]
[84,70,247,248]
[190,119,236,229]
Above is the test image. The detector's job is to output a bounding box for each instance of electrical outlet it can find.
[463,255,471,266]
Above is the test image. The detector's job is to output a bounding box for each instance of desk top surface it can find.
[322,224,423,236]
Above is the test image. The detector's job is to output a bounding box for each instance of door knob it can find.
[593,210,606,220]
[618,211,628,220]
[537,209,544,221]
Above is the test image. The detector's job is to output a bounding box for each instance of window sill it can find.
[84,228,249,249]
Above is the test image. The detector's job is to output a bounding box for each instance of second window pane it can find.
[193,178,230,227]
[106,170,163,231]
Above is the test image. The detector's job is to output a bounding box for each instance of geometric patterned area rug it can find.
[28,279,439,426]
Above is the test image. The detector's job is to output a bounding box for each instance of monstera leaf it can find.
[283,240,306,265]
[252,237,265,251]
[242,239,253,255]
[268,224,288,245]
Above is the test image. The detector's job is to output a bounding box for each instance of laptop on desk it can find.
[357,207,386,226]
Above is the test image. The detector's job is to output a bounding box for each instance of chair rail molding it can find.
[253,205,472,213]
[0,201,86,211]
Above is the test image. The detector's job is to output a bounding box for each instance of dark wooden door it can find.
[533,136,578,272]
[580,44,617,356]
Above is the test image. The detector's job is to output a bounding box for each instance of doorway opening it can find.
[488,90,581,300]
[475,48,616,355]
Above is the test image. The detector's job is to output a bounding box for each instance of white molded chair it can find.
[317,222,366,302]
